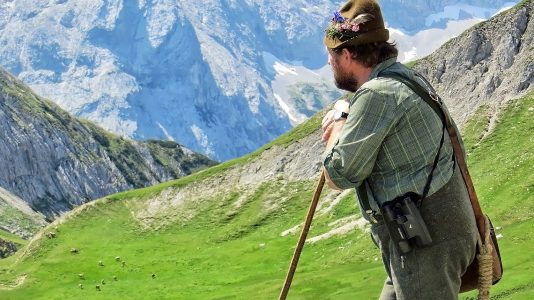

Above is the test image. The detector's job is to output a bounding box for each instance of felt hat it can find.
[324,0,389,49]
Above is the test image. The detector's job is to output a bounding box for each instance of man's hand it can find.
[321,99,349,143]
[321,109,336,142]
[321,99,349,191]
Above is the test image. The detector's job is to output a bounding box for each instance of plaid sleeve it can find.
[323,88,398,189]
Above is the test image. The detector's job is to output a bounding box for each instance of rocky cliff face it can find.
[0,67,215,224]
[0,0,517,161]
[414,0,534,127]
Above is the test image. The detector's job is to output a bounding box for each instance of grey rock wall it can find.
[414,1,534,126]
[0,67,215,225]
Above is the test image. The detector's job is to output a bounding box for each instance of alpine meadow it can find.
[1,1,534,300]
[0,88,533,300]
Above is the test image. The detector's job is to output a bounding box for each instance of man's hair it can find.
[332,41,398,68]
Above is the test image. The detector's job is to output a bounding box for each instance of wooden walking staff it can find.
[279,171,326,300]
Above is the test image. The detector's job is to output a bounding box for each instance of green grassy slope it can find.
[0,90,532,299]
[460,91,534,299]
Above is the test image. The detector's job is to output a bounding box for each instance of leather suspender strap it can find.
[446,117,487,238]
[380,72,487,239]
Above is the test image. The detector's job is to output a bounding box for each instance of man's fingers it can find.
[322,122,334,142]
[322,118,333,132]
[322,110,335,131]
[322,110,335,126]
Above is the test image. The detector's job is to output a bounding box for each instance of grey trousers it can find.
[370,165,478,300]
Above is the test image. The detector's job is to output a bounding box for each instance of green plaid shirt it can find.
[323,57,457,214]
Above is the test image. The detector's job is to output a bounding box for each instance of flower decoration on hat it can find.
[325,12,373,41]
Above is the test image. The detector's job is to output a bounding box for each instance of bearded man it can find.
[321,0,478,298]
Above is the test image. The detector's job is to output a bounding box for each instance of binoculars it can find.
[381,193,432,254]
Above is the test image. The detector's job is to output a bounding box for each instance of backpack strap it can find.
[379,71,487,239]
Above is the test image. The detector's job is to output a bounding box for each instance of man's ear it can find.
[341,48,354,61]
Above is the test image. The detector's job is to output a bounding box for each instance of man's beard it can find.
[333,70,358,92]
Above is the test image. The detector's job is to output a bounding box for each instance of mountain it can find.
[0,66,215,231]
[0,1,532,297]
[413,0,534,130]
[0,0,518,161]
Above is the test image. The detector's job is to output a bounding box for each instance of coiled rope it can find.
[477,215,494,300]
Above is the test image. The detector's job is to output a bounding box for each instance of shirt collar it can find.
[368,56,398,80]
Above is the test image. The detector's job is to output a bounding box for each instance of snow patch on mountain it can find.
[273,63,298,76]
[390,18,484,63]
[425,2,518,27]
[263,51,338,125]
[274,93,299,123]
